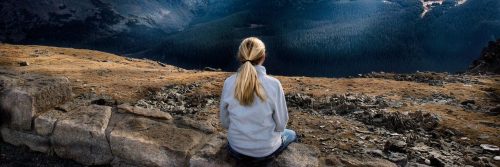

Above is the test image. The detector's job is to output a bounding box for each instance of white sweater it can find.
[219,65,289,157]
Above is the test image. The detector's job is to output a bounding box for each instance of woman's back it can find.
[220,65,288,157]
[220,37,295,161]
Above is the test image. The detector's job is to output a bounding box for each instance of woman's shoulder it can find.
[262,75,282,87]
[223,74,237,85]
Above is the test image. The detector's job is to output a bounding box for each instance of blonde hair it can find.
[235,37,267,106]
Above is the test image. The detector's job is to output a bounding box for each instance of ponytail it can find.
[235,37,267,106]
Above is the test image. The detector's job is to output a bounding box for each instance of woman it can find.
[219,37,297,163]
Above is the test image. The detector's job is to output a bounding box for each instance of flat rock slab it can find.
[51,105,113,165]
[117,103,172,120]
[1,127,50,153]
[0,72,71,130]
[178,117,217,134]
[109,114,204,167]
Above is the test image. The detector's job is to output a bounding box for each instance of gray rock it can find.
[366,149,386,158]
[387,152,408,167]
[51,105,113,165]
[178,117,216,134]
[117,103,172,120]
[34,109,66,136]
[480,144,499,153]
[272,143,320,167]
[55,98,91,112]
[384,139,407,153]
[189,134,232,167]
[0,74,71,130]
[1,127,50,153]
[0,89,33,130]
[109,114,204,167]
[494,156,500,161]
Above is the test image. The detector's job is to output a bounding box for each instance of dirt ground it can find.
[1,44,499,166]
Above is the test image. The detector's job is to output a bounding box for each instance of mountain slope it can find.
[0,0,499,76]
[0,44,499,166]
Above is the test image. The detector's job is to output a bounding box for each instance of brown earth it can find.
[1,44,499,166]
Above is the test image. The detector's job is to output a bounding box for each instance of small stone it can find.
[480,144,499,152]
[19,61,29,66]
[479,134,490,139]
[494,156,500,161]
[384,139,407,153]
[366,149,385,157]
[424,159,431,165]
[460,100,475,105]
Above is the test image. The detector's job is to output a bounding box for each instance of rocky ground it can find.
[0,44,499,166]
[0,141,83,167]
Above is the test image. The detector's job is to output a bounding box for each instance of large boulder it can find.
[51,105,113,165]
[0,72,71,131]
[0,127,50,153]
[109,114,204,167]
[0,89,33,130]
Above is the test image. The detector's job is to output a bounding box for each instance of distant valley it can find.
[0,0,498,76]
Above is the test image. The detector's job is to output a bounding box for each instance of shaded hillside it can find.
[1,0,498,76]
[469,39,500,74]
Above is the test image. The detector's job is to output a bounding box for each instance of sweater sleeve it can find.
[219,82,230,129]
[273,81,288,132]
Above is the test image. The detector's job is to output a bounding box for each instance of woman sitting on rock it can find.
[219,37,297,164]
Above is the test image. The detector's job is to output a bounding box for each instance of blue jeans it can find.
[228,129,297,164]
